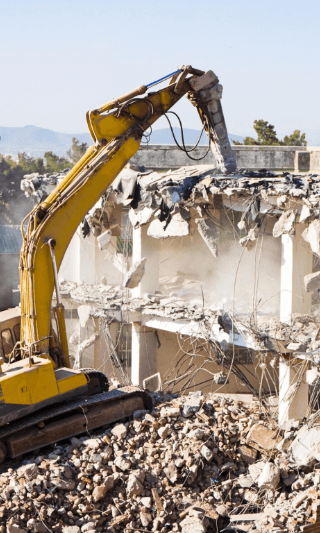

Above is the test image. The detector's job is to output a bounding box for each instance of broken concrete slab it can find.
[273,209,296,238]
[195,217,219,257]
[129,206,156,228]
[257,462,280,489]
[291,424,320,466]
[239,445,257,465]
[306,367,320,386]
[304,270,320,292]
[77,305,92,328]
[300,204,312,223]
[147,212,189,239]
[302,219,320,256]
[97,229,112,250]
[247,423,281,452]
[123,257,147,289]
[239,226,258,251]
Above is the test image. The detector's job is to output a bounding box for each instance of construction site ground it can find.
[0,390,319,533]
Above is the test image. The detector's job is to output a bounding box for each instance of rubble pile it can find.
[1,392,319,533]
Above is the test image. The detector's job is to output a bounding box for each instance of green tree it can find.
[232,120,307,146]
[282,130,307,146]
[18,152,45,174]
[67,137,88,164]
[44,152,70,173]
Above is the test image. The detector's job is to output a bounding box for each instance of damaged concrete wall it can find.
[131,145,320,171]
[157,209,281,317]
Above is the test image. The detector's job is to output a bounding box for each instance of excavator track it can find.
[0,387,152,463]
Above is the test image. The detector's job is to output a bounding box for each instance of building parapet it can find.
[131,144,320,172]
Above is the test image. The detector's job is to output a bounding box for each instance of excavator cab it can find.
[0,308,21,362]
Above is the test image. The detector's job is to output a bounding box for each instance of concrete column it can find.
[280,225,313,323]
[131,323,157,386]
[279,224,312,425]
[279,358,308,427]
[131,225,159,298]
[59,229,96,284]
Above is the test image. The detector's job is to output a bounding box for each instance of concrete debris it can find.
[147,212,189,239]
[273,209,296,238]
[306,366,320,385]
[77,305,92,328]
[302,219,320,256]
[0,392,319,533]
[195,217,219,257]
[304,270,320,292]
[299,204,312,223]
[257,462,280,489]
[239,226,258,251]
[129,206,156,228]
[97,229,112,250]
[123,257,146,289]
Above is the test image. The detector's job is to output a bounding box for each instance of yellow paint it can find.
[0,357,59,405]
[56,371,87,395]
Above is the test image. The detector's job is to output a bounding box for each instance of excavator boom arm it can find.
[19,67,236,362]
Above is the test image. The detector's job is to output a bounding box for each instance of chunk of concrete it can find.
[77,305,92,327]
[247,423,281,452]
[239,445,257,465]
[306,367,320,386]
[182,395,202,417]
[180,512,209,533]
[273,209,296,238]
[304,271,320,292]
[97,229,112,250]
[299,204,312,223]
[129,207,156,228]
[123,257,146,289]
[195,218,219,257]
[257,462,280,489]
[291,425,320,466]
[239,226,258,251]
[248,461,265,482]
[302,219,320,256]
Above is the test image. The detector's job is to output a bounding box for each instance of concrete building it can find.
[19,144,320,428]
[43,161,320,429]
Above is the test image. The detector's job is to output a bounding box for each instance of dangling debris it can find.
[239,226,258,250]
[302,218,320,256]
[195,217,219,257]
[304,270,320,292]
[273,209,296,238]
[123,257,147,288]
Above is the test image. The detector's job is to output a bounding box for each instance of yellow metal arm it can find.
[19,67,235,365]
[19,70,197,363]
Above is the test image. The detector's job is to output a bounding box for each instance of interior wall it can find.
[158,209,281,317]
[156,330,278,395]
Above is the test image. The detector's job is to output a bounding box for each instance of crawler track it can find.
[0,386,152,462]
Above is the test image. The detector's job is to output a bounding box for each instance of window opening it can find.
[115,323,132,373]
[116,208,133,256]
[13,324,21,343]
[1,329,14,358]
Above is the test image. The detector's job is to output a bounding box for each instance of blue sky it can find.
[1,0,320,141]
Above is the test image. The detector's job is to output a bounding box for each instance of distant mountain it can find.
[0,125,92,158]
[0,125,245,158]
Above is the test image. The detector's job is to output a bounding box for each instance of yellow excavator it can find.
[0,66,236,462]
